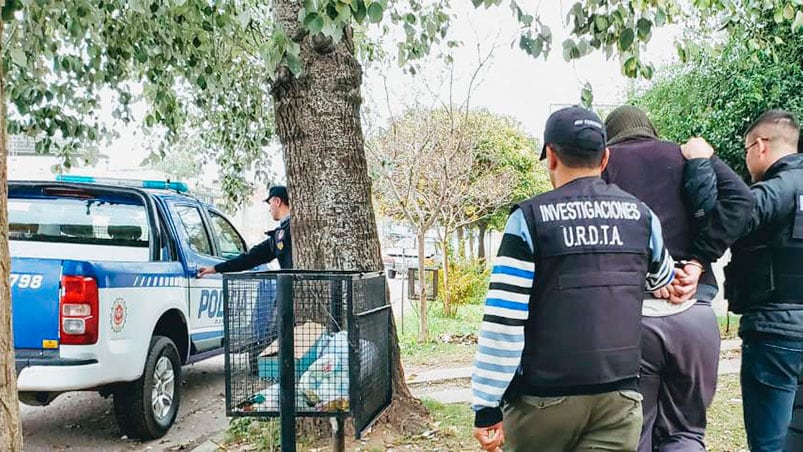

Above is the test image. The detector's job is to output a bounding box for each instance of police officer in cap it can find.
[198,185,292,276]
[471,106,679,452]
[682,110,803,451]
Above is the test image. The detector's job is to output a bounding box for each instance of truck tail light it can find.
[60,275,99,345]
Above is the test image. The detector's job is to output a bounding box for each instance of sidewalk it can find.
[411,338,743,405]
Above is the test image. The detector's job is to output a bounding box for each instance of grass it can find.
[718,314,741,341]
[707,374,748,451]
[397,302,483,370]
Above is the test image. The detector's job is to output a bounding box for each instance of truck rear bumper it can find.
[16,349,104,391]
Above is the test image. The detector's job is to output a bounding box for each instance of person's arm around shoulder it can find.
[681,138,755,261]
[472,208,535,451]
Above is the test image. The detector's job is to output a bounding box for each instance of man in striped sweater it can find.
[471,106,680,452]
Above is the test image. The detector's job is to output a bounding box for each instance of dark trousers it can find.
[741,333,803,452]
[638,304,720,452]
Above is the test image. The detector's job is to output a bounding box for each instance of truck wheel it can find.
[114,336,182,440]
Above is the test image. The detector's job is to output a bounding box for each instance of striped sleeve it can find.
[645,206,675,291]
[472,209,534,428]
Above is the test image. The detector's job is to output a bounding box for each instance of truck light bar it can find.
[55,175,189,193]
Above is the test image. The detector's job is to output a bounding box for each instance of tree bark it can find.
[478,220,487,263]
[416,230,427,343]
[0,18,24,451]
[455,226,465,261]
[467,225,475,260]
[440,239,452,317]
[270,0,425,435]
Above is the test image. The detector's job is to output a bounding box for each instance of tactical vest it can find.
[514,177,653,393]
[726,190,803,314]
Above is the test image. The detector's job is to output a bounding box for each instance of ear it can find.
[600,148,611,172]
[546,146,559,171]
[757,137,770,156]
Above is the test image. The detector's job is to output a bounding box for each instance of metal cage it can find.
[223,270,392,440]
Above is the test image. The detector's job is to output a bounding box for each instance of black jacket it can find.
[215,215,292,272]
[685,154,803,338]
[603,139,753,300]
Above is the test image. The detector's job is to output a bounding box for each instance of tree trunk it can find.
[467,225,475,260]
[440,239,452,317]
[270,1,425,435]
[0,17,24,451]
[456,226,465,261]
[478,220,487,263]
[416,231,427,343]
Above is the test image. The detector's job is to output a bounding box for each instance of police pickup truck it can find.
[10,176,271,440]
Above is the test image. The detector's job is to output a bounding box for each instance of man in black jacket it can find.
[683,109,803,451]
[603,106,753,451]
[198,185,293,275]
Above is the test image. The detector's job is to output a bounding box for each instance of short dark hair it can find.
[548,143,605,169]
[745,110,800,150]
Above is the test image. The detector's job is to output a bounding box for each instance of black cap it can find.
[265,186,289,205]
[539,106,607,160]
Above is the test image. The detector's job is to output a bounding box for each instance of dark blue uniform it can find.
[215,215,292,271]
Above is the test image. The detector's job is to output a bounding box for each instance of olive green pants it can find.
[502,390,643,452]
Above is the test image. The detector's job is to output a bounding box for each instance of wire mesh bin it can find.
[223,270,392,440]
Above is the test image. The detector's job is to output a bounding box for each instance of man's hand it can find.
[667,263,703,304]
[197,266,218,278]
[652,287,671,300]
[681,137,715,160]
[473,422,505,451]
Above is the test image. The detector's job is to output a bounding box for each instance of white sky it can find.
[15,1,680,182]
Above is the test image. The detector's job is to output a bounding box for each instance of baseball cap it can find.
[264,185,289,204]
[539,106,607,160]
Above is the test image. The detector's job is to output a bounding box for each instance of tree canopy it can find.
[632,13,803,176]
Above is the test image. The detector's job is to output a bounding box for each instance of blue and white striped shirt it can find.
[471,207,674,427]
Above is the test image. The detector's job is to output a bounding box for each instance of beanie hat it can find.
[604,105,659,146]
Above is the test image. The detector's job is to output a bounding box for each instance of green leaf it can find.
[794,10,803,31]
[196,75,207,90]
[520,14,533,27]
[580,83,593,108]
[784,4,795,20]
[774,7,785,23]
[594,15,608,32]
[286,53,302,76]
[304,12,324,34]
[352,0,367,23]
[637,18,652,42]
[471,0,483,7]
[619,28,635,51]
[655,9,667,27]
[623,56,638,78]
[10,48,27,68]
[367,2,383,23]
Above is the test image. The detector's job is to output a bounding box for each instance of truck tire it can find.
[114,336,182,440]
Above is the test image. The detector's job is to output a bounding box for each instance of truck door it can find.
[168,202,225,353]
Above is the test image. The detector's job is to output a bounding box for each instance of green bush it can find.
[438,258,490,317]
[632,20,803,177]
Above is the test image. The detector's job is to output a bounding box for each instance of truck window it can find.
[9,197,149,247]
[174,205,213,256]
[209,212,246,260]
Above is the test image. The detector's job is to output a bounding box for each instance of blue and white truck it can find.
[10,176,271,439]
